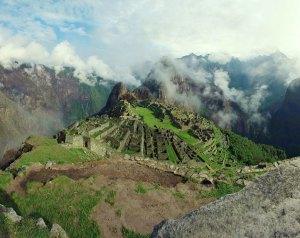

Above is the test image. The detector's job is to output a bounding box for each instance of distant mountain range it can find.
[0,52,299,157]
[0,63,113,157]
[137,52,299,156]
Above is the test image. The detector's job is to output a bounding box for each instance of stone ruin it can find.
[190,125,213,142]
[58,116,205,163]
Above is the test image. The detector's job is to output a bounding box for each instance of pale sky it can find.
[0,0,299,82]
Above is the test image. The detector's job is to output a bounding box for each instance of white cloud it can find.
[0,38,114,84]
[212,111,238,129]
[208,53,232,64]
[0,0,300,84]
[87,56,113,79]
[213,69,268,125]
[51,41,86,71]
[0,41,49,67]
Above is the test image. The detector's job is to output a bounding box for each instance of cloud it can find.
[2,0,300,68]
[86,56,113,79]
[212,111,238,129]
[0,38,115,84]
[0,0,300,84]
[213,69,269,125]
[145,56,273,130]
[59,25,88,36]
[246,52,300,86]
[208,53,232,64]
[0,41,49,67]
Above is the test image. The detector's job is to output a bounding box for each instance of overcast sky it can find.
[0,0,299,82]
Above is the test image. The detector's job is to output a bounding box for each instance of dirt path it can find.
[7,158,184,195]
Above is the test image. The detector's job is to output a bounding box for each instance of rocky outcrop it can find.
[98,82,128,115]
[105,82,127,106]
[50,223,68,238]
[0,204,22,223]
[0,141,33,170]
[36,217,47,229]
[152,157,300,238]
[97,82,148,116]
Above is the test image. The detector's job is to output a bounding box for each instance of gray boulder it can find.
[152,158,300,238]
[5,208,22,223]
[0,204,22,223]
[36,217,47,229]
[50,223,68,238]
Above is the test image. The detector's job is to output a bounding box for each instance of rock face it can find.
[270,78,300,156]
[152,158,300,238]
[100,82,127,112]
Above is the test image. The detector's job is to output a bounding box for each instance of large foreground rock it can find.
[152,158,300,238]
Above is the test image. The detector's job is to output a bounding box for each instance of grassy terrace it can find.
[166,143,178,164]
[12,176,103,237]
[132,106,198,145]
[131,106,223,166]
[0,171,13,190]
[10,136,99,171]
[132,106,199,164]
[131,105,285,184]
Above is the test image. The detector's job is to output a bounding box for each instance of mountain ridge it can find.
[0,63,113,157]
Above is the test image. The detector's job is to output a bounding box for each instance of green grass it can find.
[198,182,243,199]
[173,191,185,199]
[0,171,13,189]
[104,189,116,206]
[0,171,14,207]
[225,130,286,165]
[25,136,58,147]
[166,143,178,164]
[132,106,198,146]
[134,183,148,194]
[122,227,150,238]
[0,213,49,238]
[12,144,98,171]
[12,176,103,238]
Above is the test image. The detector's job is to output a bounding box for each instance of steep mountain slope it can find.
[80,82,285,172]
[0,63,113,157]
[270,78,300,156]
[138,52,295,146]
